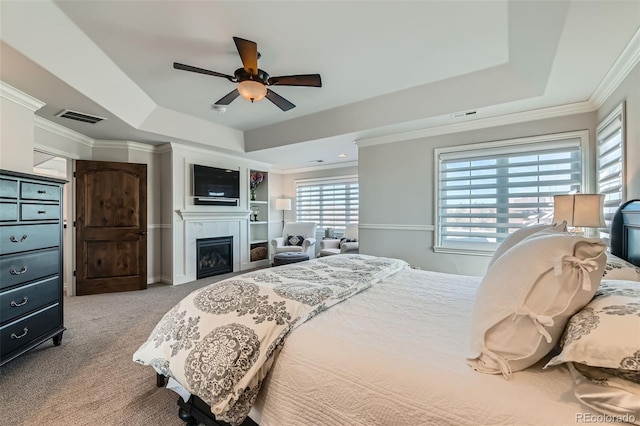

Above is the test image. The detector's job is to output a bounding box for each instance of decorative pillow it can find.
[546,280,640,423]
[546,279,640,371]
[487,221,567,267]
[339,237,357,247]
[468,230,607,377]
[603,252,640,281]
[566,363,640,425]
[286,235,305,246]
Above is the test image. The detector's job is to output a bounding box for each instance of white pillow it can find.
[603,252,640,281]
[487,221,567,268]
[468,230,607,377]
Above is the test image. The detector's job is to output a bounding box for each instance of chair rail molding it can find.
[358,223,435,231]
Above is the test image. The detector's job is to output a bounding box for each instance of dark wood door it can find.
[75,160,147,295]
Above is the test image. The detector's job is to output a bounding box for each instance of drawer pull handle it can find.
[9,266,28,275]
[37,190,47,194]
[11,328,28,339]
[10,297,28,307]
[9,235,28,243]
[38,210,46,214]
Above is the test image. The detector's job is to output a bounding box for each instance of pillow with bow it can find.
[468,230,607,377]
[488,222,567,268]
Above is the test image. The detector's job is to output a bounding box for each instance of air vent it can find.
[55,109,106,124]
[450,110,477,119]
[309,159,325,163]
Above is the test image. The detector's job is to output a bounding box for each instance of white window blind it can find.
[295,177,359,232]
[596,103,624,241]
[436,135,584,253]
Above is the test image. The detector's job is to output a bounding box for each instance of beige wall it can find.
[3,62,638,280]
[0,95,168,286]
[596,61,640,200]
[358,112,597,275]
[0,97,36,172]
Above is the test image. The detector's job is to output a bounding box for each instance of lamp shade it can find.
[553,194,606,227]
[275,198,292,211]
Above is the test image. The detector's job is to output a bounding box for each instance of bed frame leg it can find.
[156,373,166,388]
[178,407,199,426]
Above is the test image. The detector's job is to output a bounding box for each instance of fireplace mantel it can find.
[177,209,250,221]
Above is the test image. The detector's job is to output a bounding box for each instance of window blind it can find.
[596,104,624,242]
[437,139,582,251]
[295,177,359,231]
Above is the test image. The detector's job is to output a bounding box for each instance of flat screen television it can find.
[193,164,240,199]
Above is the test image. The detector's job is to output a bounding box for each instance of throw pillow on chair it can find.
[340,237,356,247]
[286,235,305,246]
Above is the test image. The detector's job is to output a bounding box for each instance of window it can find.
[295,176,359,234]
[596,103,625,241]
[435,131,589,255]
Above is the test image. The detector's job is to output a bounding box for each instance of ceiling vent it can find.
[55,109,106,124]
[450,110,477,119]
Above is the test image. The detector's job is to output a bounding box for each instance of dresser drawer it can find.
[0,249,60,290]
[0,276,59,324]
[0,224,60,255]
[20,182,61,202]
[0,303,60,358]
[0,178,18,199]
[0,202,18,222]
[20,203,61,221]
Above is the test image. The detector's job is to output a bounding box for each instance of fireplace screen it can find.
[196,236,233,279]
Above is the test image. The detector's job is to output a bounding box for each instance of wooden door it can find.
[75,160,147,295]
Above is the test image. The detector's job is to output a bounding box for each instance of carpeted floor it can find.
[0,271,244,426]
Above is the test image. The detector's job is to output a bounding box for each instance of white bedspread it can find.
[251,267,600,425]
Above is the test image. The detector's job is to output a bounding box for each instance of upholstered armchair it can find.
[271,222,318,261]
[319,224,359,257]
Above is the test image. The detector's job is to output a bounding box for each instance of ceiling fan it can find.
[173,37,322,112]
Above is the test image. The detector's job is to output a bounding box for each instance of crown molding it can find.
[356,101,594,148]
[93,140,167,153]
[0,81,46,111]
[171,142,272,170]
[34,116,95,147]
[590,27,640,109]
[272,160,359,175]
[155,143,173,154]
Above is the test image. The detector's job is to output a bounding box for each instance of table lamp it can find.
[553,194,606,236]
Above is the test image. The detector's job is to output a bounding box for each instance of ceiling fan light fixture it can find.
[238,80,267,102]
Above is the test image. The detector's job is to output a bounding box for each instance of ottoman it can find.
[273,252,310,266]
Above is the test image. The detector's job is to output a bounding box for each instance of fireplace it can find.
[196,236,233,279]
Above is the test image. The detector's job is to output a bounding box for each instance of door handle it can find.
[139,231,147,235]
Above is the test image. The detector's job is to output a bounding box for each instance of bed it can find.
[134,200,640,426]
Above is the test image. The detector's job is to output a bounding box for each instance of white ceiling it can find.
[1,0,639,171]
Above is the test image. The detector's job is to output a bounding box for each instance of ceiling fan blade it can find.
[173,62,234,81]
[215,89,240,105]
[233,37,258,76]
[268,74,322,87]
[265,89,295,111]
